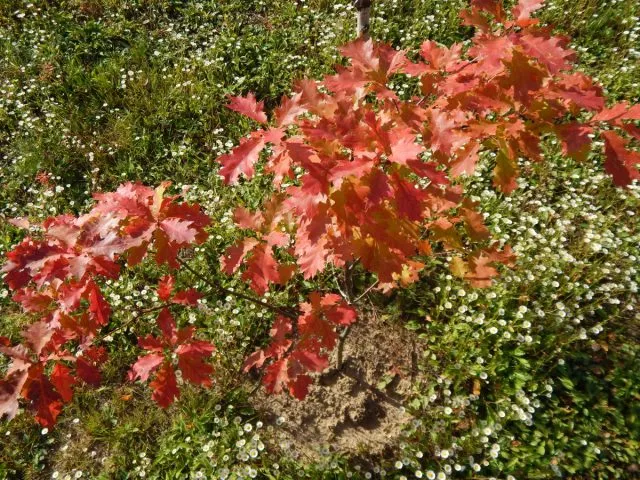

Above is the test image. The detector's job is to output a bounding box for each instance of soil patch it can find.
[252,312,423,462]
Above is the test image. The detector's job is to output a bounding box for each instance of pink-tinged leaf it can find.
[220,237,259,275]
[227,93,267,124]
[159,218,198,245]
[262,358,289,395]
[287,373,313,400]
[265,316,293,359]
[601,131,640,187]
[50,363,76,403]
[389,133,425,166]
[23,321,53,356]
[157,275,175,301]
[0,370,28,421]
[274,92,305,127]
[592,102,640,122]
[516,32,576,75]
[449,141,481,177]
[243,349,268,372]
[138,334,164,352]
[512,0,544,22]
[241,243,280,295]
[128,353,164,382]
[8,217,30,229]
[150,362,180,408]
[176,341,215,387]
[296,236,329,279]
[218,134,266,184]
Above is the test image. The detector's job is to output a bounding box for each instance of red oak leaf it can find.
[176,341,215,387]
[601,131,640,187]
[149,362,180,408]
[128,353,164,383]
[157,275,175,301]
[227,93,268,124]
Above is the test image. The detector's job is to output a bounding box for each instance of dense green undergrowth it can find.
[0,0,639,479]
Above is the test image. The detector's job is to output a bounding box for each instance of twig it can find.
[176,257,298,319]
[353,279,379,303]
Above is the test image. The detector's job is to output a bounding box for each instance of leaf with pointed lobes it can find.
[22,364,64,428]
[454,245,516,287]
[176,341,215,387]
[157,275,175,301]
[274,92,306,127]
[241,243,280,295]
[511,0,544,24]
[601,131,640,187]
[556,123,593,162]
[243,316,293,373]
[0,370,28,421]
[76,346,107,385]
[218,133,266,185]
[515,31,576,75]
[23,320,53,357]
[226,93,267,124]
[460,199,491,241]
[220,237,259,275]
[86,281,110,327]
[49,363,76,403]
[592,102,640,123]
[171,289,202,306]
[313,293,357,327]
[150,361,180,408]
[156,274,202,306]
[493,148,519,194]
[128,353,164,383]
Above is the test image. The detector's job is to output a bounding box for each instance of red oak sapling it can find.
[1,0,639,428]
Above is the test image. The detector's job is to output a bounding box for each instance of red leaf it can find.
[0,370,28,421]
[157,275,175,301]
[241,243,280,295]
[128,353,164,383]
[176,341,215,387]
[159,218,198,245]
[150,362,180,408]
[262,358,289,395]
[50,363,76,403]
[556,123,593,161]
[516,32,576,75]
[227,93,268,124]
[22,364,64,428]
[172,289,202,306]
[76,357,102,386]
[601,131,640,187]
[220,237,259,275]
[218,134,266,184]
[157,308,178,345]
[274,92,305,127]
[512,0,544,22]
[23,321,53,357]
[86,282,110,327]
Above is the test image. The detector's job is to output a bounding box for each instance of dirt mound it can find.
[252,312,422,461]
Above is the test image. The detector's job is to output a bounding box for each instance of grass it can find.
[0,0,639,479]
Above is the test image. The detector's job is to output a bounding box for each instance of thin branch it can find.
[175,257,298,319]
[353,279,379,303]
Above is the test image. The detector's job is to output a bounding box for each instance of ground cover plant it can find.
[0,0,639,479]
